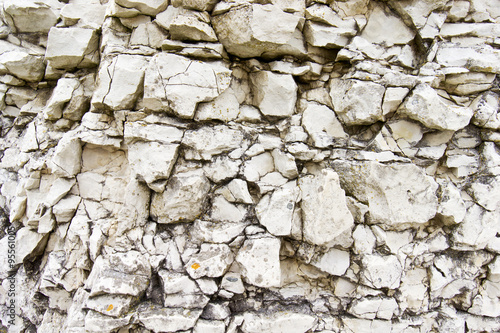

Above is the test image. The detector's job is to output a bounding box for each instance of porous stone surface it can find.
[1,0,500,332]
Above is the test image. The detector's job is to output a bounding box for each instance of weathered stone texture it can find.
[2,0,500,331]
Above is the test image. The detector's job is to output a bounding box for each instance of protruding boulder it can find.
[185,243,234,279]
[182,125,244,160]
[399,83,474,131]
[128,142,179,190]
[150,170,211,223]
[298,169,354,246]
[301,101,347,147]
[360,4,415,46]
[115,0,168,16]
[329,79,386,126]
[256,183,299,236]
[3,0,61,33]
[250,71,297,117]
[212,4,304,58]
[360,254,403,289]
[143,53,231,118]
[45,27,100,69]
[332,160,438,225]
[91,54,148,111]
[0,41,45,82]
[236,236,281,288]
[49,135,82,178]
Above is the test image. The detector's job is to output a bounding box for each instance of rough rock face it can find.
[1,0,500,332]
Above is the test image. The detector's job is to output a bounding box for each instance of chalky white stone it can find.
[236,236,281,288]
[299,169,354,246]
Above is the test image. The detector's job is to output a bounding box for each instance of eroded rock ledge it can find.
[1,0,500,332]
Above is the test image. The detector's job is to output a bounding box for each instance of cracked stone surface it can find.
[2,0,500,331]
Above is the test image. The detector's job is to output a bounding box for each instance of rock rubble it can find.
[1,0,500,332]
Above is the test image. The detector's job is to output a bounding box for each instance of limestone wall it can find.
[0,0,500,332]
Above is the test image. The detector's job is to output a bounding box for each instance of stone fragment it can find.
[212,4,303,58]
[329,79,385,126]
[45,27,100,69]
[382,87,409,115]
[305,4,357,28]
[361,4,415,46]
[301,101,347,148]
[360,254,403,289]
[185,243,234,279]
[0,43,45,82]
[77,172,105,201]
[241,312,316,333]
[225,179,253,204]
[138,304,202,332]
[173,0,217,11]
[471,92,500,130]
[129,21,166,48]
[158,270,209,308]
[331,0,369,17]
[236,236,281,288]
[348,297,398,320]
[210,196,247,223]
[256,184,299,236]
[271,149,298,179]
[49,135,82,178]
[115,0,168,16]
[60,3,106,29]
[469,280,500,318]
[15,227,50,264]
[399,84,474,131]
[353,225,376,254]
[191,220,247,244]
[203,156,240,182]
[397,267,429,313]
[87,252,151,297]
[387,120,423,145]
[169,9,218,42]
[44,78,80,120]
[221,272,245,294]
[85,310,131,332]
[91,54,148,111]
[9,196,26,222]
[46,178,76,206]
[162,39,227,59]
[193,319,226,333]
[436,43,500,74]
[429,251,492,299]
[85,294,135,317]
[250,71,297,117]
[242,152,275,182]
[128,142,179,189]
[124,122,184,144]
[298,169,353,246]
[195,87,240,122]
[143,53,231,118]
[20,121,38,152]
[468,176,500,211]
[3,0,61,33]
[304,21,356,48]
[437,181,466,224]
[332,160,438,225]
[183,125,244,160]
[150,170,211,223]
[311,248,350,276]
